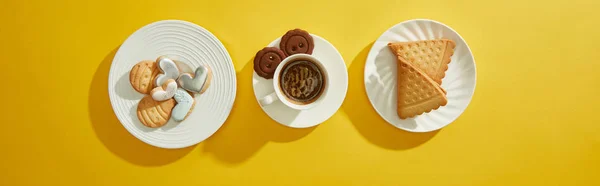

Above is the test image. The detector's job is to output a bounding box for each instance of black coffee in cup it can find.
[279,60,326,105]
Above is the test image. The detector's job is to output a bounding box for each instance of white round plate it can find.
[109,20,236,149]
[365,19,477,132]
[252,34,348,128]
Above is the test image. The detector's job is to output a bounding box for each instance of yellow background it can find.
[1,0,599,185]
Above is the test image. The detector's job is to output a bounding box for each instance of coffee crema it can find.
[279,60,325,104]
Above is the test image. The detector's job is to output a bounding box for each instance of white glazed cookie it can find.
[155,56,180,87]
[172,88,195,122]
[177,65,212,94]
[150,79,177,101]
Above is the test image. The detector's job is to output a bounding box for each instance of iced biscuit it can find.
[129,60,160,94]
[178,65,212,94]
[254,47,286,79]
[155,56,180,87]
[199,65,212,94]
[388,39,456,84]
[172,88,195,122]
[280,29,314,56]
[150,79,177,101]
[396,58,447,119]
[137,95,176,128]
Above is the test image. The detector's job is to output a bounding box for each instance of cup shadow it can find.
[342,43,439,150]
[202,59,316,165]
[88,47,193,166]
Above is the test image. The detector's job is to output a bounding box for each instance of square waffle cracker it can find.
[388,39,456,84]
[397,58,448,119]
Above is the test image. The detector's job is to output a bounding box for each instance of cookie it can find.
[185,91,196,120]
[155,56,180,87]
[129,60,160,94]
[396,59,447,119]
[279,29,314,56]
[253,47,286,79]
[172,88,195,122]
[388,39,456,84]
[200,66,213,94]
[178,65,212,94]
[150,79,177,101]
[137,95,176,128]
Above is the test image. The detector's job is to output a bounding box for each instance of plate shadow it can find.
[342,42,439,150]
[202,59,316,165]
[88,47,193,166]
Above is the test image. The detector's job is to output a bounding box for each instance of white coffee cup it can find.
[259,54,329,110]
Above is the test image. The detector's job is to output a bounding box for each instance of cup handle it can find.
[259,92,279,106]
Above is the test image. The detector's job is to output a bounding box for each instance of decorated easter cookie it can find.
[155,56,180,87]
[137,95,175,128]
[150,79,177,101]
[172,88,195,122]
[178,65,212,94]
[129,60,160,94]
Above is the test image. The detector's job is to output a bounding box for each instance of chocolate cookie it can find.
[254,47,286,79]
[279,29,314,56]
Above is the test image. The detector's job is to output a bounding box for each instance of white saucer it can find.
[108,20,236,148]
[365,19,477,132]
[252,34,348,128]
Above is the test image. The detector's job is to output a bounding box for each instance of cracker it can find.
[388,39,455,84]
[396,58,448,119]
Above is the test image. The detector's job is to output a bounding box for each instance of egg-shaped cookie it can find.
[130,60,160,94]
[137,95,176,128]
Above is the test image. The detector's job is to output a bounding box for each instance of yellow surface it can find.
[1,0,599,185]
